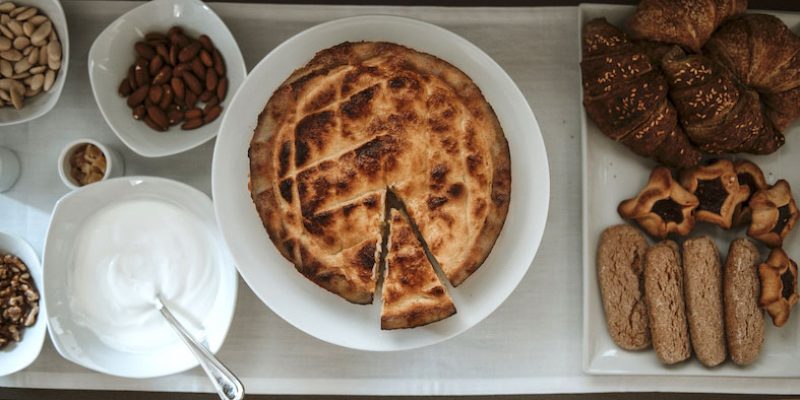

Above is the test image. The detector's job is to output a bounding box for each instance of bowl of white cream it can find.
[42,176,238,378]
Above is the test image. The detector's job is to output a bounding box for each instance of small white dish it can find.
[42,176,238,378]
[581,4,800,377]
[0,232,47,376]
[0,0,69,126]
[212,15,550,351]
[87,0,246,158]
[0,146,20,192]
[57,138,124,190]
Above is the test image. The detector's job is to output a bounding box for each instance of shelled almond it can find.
[0,1,62,110]
[118,26,228,132]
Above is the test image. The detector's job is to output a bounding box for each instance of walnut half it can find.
[0,253,40,348]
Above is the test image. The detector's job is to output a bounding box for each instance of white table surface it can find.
[0,1,798,395]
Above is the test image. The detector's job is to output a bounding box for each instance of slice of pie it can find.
[249,41,511,316]
[381,209,456,330]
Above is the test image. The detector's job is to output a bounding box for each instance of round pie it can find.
[248,42,511,326]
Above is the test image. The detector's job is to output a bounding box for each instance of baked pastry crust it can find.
[758,248,799,327]
[381,210,456,330]
[706,14,800,132]
[732,160,768,226]
[628,0,746,53]
[581,19,701,168]
[249,42,511,303]
[661,49,784,155]
[679,159,750,229]
[748,179,799,248]
[618,167,699,238]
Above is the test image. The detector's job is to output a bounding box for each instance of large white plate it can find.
[43,177,238,378]
[581,4,800,377]
[212,15,550,351]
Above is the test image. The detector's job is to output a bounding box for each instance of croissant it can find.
[581,19,702,168]
[660,47,784,154]
[628,0,746,53]
[705,14,800,131]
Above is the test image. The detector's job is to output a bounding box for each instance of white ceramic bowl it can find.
[87,0,246,158]
[0,0,69,126]
[42,176,238,378]
[57,138,124,190]
[212,15,550,351]
[0,232,47,376]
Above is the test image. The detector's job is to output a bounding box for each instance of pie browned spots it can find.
[248,41,510,328]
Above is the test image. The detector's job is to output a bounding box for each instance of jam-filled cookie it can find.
[619,167,699,238]
[758,248,799,327]
[732,160,768,226]
[748,180,799,248]
[680,159,750,229]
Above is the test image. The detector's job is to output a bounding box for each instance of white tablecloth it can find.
[0,1,798,395]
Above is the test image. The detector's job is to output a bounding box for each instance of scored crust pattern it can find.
[249,41,511,310]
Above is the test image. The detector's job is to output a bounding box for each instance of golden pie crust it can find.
[249,42,511,307]
[381,210,456,330]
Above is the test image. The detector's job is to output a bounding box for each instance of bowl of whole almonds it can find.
[88,0,245,158]
[0,0,68,126]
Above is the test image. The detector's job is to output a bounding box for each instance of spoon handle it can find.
[156,299,244,400]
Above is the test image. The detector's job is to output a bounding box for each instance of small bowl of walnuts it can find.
[57,138,124,190]
[0,232,45,376]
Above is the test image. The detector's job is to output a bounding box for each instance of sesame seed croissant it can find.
[628,0,746,53]
[660,47,785,154]
[581,18,702,168]
[705,14,800,132]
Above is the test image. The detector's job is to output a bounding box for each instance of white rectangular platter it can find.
[581,3,800,377]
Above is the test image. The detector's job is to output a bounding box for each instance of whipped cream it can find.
[68,197,219,353]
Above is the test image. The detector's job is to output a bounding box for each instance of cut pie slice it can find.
[381,209,456,330]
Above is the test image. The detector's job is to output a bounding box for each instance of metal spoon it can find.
[154,295,244,400]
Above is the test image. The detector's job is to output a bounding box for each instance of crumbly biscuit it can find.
[644,241,691,365]
[683,236,726,367]
[597,224,651,350]
[724,238,765,366]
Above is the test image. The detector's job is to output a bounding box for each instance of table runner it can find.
[0,1,797,395]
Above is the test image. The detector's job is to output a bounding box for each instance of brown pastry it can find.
[679,159,750,229]
[644,241,691,365]
[597,224,651,351]
[619,167,699,238]
[628,0,746,53]
[581,19,702,168]
[758,248,799,327]
[683,236,726,367]
[706,14,800,132]
[748,180,799,248]
[724,238,764,366]
[732,160,768,226]
[661,48,784,155]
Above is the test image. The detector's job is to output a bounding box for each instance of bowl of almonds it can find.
[88,0,245,158]
[0,232,45,376]
[0,0,68,126]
